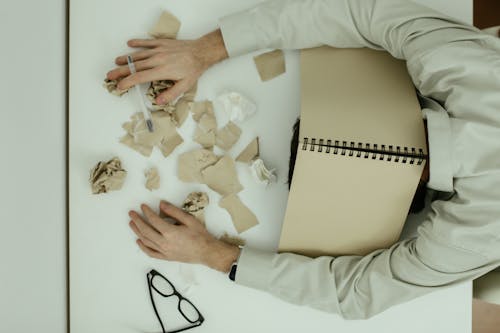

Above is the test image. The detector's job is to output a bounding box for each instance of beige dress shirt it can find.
[218,0,500,319]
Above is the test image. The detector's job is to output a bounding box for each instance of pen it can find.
[126,55,154,132]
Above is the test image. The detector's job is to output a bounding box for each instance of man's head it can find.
[287,118,428,214]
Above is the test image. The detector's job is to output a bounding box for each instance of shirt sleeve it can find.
[222,0,500,320]
[218,0,481,59]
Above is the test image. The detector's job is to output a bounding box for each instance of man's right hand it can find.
[106,29,229,105]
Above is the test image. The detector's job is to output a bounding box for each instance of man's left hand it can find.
[128,200,240,273]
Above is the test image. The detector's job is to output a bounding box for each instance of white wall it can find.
[0,0,66,332]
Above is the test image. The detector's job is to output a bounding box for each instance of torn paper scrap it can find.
[159,134,184,157]
[201,155,243,196]
[146,80,175,112]
[194,128,215,149]
[173,99,191,126]
[146,80,197,127]
[182,192,209,223]
[121,111,183,157]
[250,158,277,186]
[219,194,259,234]
[90,157,127,194]
[215,122,241,151]
[178,149,219,183]
[103,78,128,96]
[130,111,179,148]
[214,91,256,123]
[236,137,260,163]
[219,232,246,247]
[194,112,217,148]
[120,134,153,157]
[190,100,214,122]
[148,10,181,39]
[197,112,217,132]
[145,167,160,191]
[253,49,286,82]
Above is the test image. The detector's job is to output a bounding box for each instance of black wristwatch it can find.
[229,263,238,281]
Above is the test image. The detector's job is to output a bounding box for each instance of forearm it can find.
[203,239,240,273]
[195,29,229,70]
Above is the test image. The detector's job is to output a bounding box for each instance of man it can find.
[106,0,500,319]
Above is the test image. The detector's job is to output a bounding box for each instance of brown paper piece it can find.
[219,232,246,247]
[182,192,209,223]
[173,100,191,126]
[159,134,184,157]
[103,78,128,96]
[119,135,153,157]
[120,111,183,157]
[219,194,259,233]
[146,80,197,127]
[194,112,217,148]
[89,157,127,194]
[194,129,215,149]
[146,80,175,112]
[148,10,181,39]
[201,155,243,196]
[253,49,286,82]
[190,100,214,122]
[144,167,160,191]
[197,113,217,132]
[236,137,260,163]
[177,149,220,183]
[215,122,242,151]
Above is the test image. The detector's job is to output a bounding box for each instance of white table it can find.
[0,0,473,332]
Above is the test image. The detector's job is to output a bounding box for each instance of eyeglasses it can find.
[147,269,205,333]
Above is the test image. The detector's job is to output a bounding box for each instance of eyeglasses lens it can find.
[179,299,200,322]
[151,275,175,296]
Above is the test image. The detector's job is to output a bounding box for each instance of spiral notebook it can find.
[279,47,428,257]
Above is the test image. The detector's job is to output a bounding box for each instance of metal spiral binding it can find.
[301,137,425,165]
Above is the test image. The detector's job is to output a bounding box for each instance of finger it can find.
[127,39,163,48]
[115,49,159,65]
[129,221,162,251]
[117,68,170,90]
[137,239,165,260]
[159,200,196,227]
[140,204,174,234]
[106,59,156,80]
[156,79,193,105]
[129,210,163,245]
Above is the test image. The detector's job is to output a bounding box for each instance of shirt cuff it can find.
[422,108,454,192]
[234,246,275,291]
[218,10,260,57]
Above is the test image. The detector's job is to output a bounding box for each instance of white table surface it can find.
[0,0,472,332]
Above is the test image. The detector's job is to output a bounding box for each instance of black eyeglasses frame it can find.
[147,269,205,333]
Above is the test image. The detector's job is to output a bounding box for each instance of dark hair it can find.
[287,118,426,214]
